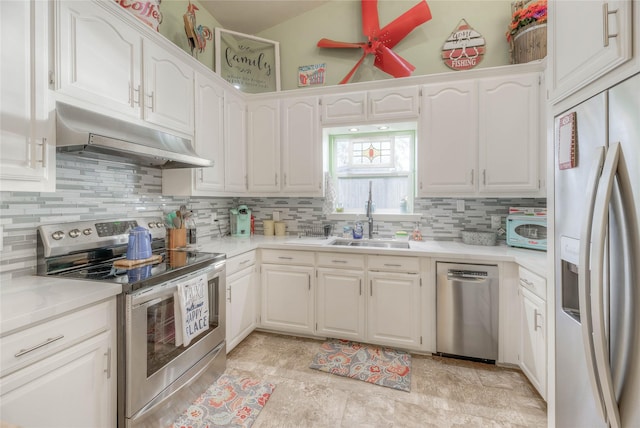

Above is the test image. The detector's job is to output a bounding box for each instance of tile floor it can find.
[226,331,547,428]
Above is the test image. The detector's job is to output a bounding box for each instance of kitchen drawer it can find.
[1,300,113,377]
[519,266,546,300]
[316,252,365,269]
[261,249,314,266]
[227,251,256,276]
[367,255,420,272]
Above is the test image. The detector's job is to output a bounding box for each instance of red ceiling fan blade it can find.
[361,0,380,37]
[339,51,369,84]
[317,38,366,49]
[374,45,415,78]
[379,1,432,49]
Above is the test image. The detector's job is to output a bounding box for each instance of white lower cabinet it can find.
[367,270,422,349]
[226,251,257,353]
[260,251,315,335]
[519,267,547,400]
[316,267,366,341]
[0,299,116,428]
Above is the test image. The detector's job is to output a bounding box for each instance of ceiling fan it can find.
[317,0,432,84]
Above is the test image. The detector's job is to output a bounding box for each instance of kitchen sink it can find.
[330,239,410,249]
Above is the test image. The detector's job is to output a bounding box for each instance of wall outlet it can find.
[491,215,501,229]
[456,200,465,212]
[210,212,217,224]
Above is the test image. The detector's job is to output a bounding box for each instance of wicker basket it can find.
[510,22,547,64]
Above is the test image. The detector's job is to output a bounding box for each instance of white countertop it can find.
[0,276,121,336]
[193,235,548,277]
[1,236,546,335]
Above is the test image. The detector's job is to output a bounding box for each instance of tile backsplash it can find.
[0,155,545,279]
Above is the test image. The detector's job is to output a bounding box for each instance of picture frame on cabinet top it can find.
[215,28,280,93]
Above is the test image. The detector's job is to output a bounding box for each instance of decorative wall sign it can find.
[298,63,326,87]
[442,19,485,71]
[114,0,162,31]
[215,28,280,93]
[183,1,212,56]
[557,112,577,170]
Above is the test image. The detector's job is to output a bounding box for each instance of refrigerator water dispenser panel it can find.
[560,236,581,322]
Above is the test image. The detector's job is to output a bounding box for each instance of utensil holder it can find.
[168,229,187,249]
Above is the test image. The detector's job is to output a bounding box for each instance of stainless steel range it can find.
[37,217,226,428]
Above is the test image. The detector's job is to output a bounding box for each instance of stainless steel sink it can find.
[330,239,410,249]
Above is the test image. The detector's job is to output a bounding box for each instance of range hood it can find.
[55,102,214,169]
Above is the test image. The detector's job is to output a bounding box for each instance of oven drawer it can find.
[1,299,114,377]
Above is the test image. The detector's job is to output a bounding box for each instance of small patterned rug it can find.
[172,374,275,428]
[310,339,411,392]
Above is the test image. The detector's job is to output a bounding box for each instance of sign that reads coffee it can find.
[442,19,485,71]
[215,29,280,93]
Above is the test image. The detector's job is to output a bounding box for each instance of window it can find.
[330,130,415,214]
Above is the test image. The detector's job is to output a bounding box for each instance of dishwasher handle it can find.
[447,270,489,281]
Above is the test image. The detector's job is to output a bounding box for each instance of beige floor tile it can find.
[226,331,547,428]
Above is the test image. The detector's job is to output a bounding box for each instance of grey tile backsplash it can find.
[0,155,545,279]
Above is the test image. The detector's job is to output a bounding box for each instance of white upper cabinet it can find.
[224,91,248,193]
[549,0,634,103]
[142,39,194,134]
[321,87,419,124]
[0,0,55,192]
[247,99,280,193]
[55,0,142,118]
[478,73,540,194]
[281,96,322,195]
[193,72,225,192]
[321,92,367,124]
[55,0,194,135]
[368,87,420,120]
[418,80,477,195]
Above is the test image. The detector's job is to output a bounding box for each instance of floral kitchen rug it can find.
[172,374,275,428]
[310,339,411,392]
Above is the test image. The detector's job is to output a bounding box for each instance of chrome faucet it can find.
[366,180,374,239]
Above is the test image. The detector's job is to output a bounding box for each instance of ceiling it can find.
[199,0,331,35]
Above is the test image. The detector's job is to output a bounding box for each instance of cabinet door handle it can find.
[419,181,423,190]
[384,263,401,267]
[332,260,348,264]
[239,259,250,265]
[602,3,618,47]
[147,91,155,110]
[227,286,232,303]
[520,278,534,287]
[275,173,278,185]
[308,275,311,290]
[483,169,486,185]
[534,309,542,331]
[284,173,287,186]
[470,169,474,185]
[133,85,141,106]
[37,138,47,167]
[359,279,362,296]
[278,256,293,260]
[15,334,64,357]
[104,347,112,379]
[370,280,373,296]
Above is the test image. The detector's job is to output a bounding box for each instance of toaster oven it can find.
[506,214,547,250]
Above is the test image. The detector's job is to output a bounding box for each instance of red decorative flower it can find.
[257,392,271,406]
[236,406,252,420]
[208,384,237,408]
[506,0,547,42]
[369,365,381,373]
[388,364,410,377]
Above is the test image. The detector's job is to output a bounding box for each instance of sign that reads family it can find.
[442,19,485,71]
[215,28,281,93]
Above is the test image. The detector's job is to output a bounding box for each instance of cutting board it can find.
[113,254,163,268]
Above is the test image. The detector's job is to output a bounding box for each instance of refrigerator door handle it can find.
[591,141,622,428]
[578,146,607,422]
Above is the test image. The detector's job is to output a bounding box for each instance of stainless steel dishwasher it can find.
[436,262,499,362]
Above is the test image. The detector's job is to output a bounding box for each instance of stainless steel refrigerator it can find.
[555,73,640,427]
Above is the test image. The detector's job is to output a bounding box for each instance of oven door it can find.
[125,261,225,420]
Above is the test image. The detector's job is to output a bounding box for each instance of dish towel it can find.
[174,273,209,347]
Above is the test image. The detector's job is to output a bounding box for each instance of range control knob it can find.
[148,222,156,228]
[52,231,65,240]
[69,229,81,238]
[83,228,93,236]
[155,222,164,228]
